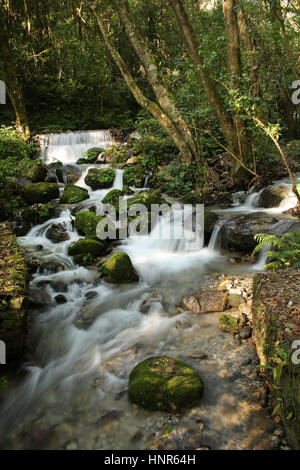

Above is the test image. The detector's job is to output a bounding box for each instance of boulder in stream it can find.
[59,184,89,204]
[101,252,139,283]
[258,185,290,208]
[128,356,204,412]
[74,211,103,238]
[183,289,228,314]
[46,223,70,243]
[219,213,300,253]
[23,182,60,204]
[85,168,116,190]
[68,238,106,257]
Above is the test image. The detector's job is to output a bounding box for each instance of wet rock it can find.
[85,291,98,300]
[182,290,228,314]
[101,189,123,209]
[39,261,65,274]
[59,185,89,204]
[23,183,60,204]
[55,295,67,305]
[76,147,105,165]
[258,185,290,208]
[101,253,139,283]
[128,356,204,412]
[85,168,116,190]
[204,210,219,242]
[46,223,70,243]
[74,211,103,238]
[56,165,81,184]
[68,238,106,257]
[219,213,300,253]
[96,410,123,430]
[228,293,245,308]
[29,287,52,308]
[238,326,252,340]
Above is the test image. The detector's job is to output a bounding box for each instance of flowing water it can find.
[0,131,294,450]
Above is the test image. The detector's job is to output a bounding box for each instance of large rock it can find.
[219,213,300,253]
[101,252,139,283]
[74,211,103,238]
[15,204,57,236]
[76,147,105,165]
[0,222,28,365]
[45,223,70,243]
[68,238,106,256]
[183,289,228,313]
[23,182,59,204]
[128,357,204,412]
[101,189,123,209]
[59,184,89,204]
[258,185,290,208]
[85,168,116,190]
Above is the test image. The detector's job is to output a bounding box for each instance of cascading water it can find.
[0,131,279,450]
[40,130,114,164]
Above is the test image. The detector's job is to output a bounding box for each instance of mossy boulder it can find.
[76,147,105,164]
[128,356,204,412]
[123,165,147,187]
[23,182,59,204]
[68,238,106,257]
[74,211,103,238]
[126,191,168,211]
[60,184,89,204]
[218,313,246,334]
[101,252,139,283]
[258,185,288,208]
[85,168,116,190]
[102,189,123,209]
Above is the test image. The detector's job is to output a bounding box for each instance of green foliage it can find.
[132,136,179,172]
[0,126,39,220]
[253,232,300,270]
[152,161,200,197]
[0,376,8,390]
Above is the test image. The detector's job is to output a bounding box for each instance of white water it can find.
[40,130,114,164]
[0,131,284,450]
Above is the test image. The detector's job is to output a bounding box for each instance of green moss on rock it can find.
[74,211,103,238]
[218,313,246,334]
[128,356,204,412]
[102,189,123,209]
[60,184,89,204]
[85,168,116,190]
[23,182,59,204]
[68,238,105,257]
[101,252,139,283]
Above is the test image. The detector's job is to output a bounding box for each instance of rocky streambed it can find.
[0,130,299,450]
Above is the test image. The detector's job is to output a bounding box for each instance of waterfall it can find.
[40,130,115,164]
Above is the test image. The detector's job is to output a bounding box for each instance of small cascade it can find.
[113,169,124,190]
[208,224,221,251]
[40,130,115,164]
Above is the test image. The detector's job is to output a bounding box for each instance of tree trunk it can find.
[169,0,238,155]
[89,4,196,162]
[222,0,250,174]
[0,8,30,141]
[114,0,198,162]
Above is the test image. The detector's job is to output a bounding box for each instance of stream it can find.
[0,130,295,450]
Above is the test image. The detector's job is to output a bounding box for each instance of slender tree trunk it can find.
[168,0,238,155]
[89,4,196,162]
[114,0,198,162]
[222,0,250,173]
[0,8,30,140]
